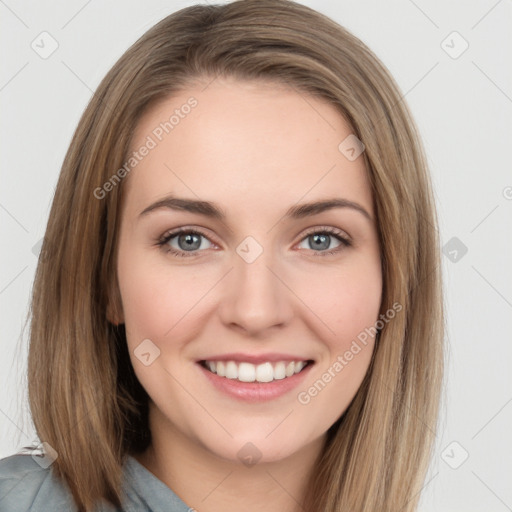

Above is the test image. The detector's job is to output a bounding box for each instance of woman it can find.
[0,1,444,511]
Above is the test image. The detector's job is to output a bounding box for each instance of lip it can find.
[197,359,314,403]
[197,353,313,365]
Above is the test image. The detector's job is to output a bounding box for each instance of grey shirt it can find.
[0,453,191,511]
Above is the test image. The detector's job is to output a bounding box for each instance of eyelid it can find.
[157,226,219,247]
[299,225,352,244]
[157,225,352,257]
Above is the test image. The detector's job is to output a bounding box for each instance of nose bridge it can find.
[219,235,292,334]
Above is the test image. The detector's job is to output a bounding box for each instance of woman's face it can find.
[115,77,382,464]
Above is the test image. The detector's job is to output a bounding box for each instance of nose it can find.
[217,245,294,337]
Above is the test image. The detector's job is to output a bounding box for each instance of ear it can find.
[107,304,124,326]
[106,279,124,325]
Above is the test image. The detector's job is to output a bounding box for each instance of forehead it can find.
[123,78,373,219]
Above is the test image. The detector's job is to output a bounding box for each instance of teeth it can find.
[274,362,286,380]
[238,362,256,382]
[295,361,306,373]
[203,360,309,382]
[226,361,238,379]
[216,361,226,377]
[256,362,273,382]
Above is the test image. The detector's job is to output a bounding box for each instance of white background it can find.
[1,1,511,510]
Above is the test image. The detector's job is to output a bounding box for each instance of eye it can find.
[296,227,351,257]
[157,228,215,258]
[157,226,351,258]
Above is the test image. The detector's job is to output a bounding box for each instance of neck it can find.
[133,403,325,512]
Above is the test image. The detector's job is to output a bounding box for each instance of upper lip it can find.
[198,353,314,365]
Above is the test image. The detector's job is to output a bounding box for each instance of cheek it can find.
[119,242,382,353]
[117,253,209,399]
[298,256,382,349]
[117,245,207,344]
[293,265,381,425]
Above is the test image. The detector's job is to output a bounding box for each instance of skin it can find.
[113,77,382,512]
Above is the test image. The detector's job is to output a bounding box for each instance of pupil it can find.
[180,233,200,251]
[176,233,331,252]
[311,234,329,250]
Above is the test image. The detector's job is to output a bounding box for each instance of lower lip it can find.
[198,362,314,403]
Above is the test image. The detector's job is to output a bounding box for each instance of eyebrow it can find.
[139,195,373,223]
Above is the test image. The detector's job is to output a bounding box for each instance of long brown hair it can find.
[26,1,444,510]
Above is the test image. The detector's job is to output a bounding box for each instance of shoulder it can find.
[0,453,78,512]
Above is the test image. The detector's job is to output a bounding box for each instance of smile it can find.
[200,360,312,383]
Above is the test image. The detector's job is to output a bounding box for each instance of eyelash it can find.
[156,226,352,258]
